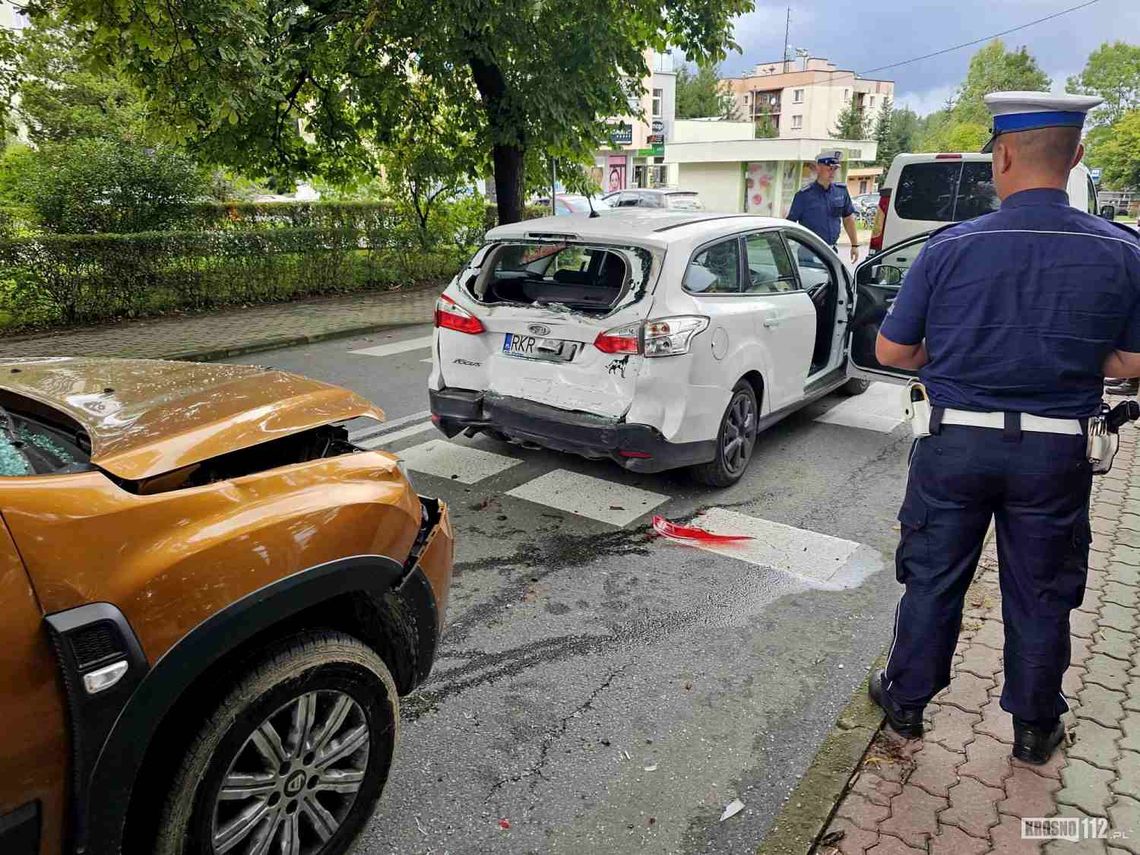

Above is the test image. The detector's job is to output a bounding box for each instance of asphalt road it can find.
[226,325,911,855]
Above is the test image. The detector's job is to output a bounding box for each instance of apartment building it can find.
[593,50,678,192]
[725,57,893,140]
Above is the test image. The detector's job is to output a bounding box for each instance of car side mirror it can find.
[873,265,903,286]
[1100,204,1117,221]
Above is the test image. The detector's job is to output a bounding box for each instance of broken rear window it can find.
[471,241,657,314]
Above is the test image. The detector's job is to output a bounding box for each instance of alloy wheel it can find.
[722,392,756,476]
[211,690,370,855]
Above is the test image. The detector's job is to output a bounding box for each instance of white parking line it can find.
[815,382,904,433]
[399,439,520,483]
[357,421,436,449]
[680,507,860,585]
[349,410,431,442]
[349,335,435,358]
[507,470,667,527]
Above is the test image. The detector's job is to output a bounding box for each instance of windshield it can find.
[0,399,90,476]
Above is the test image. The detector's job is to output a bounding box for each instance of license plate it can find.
[502,333,577,362]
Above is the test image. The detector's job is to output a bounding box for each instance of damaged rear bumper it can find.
[429,387,716,473]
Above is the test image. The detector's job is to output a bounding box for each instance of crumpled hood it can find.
[0,357,384,480]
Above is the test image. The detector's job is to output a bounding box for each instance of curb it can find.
[162,318,429,363]
[755,657,886,855]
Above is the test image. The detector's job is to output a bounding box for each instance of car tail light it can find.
[618,450,652,459]
[594,322,641,354]
[870,189,891,253]
[644,316,709,357]
[934,153,963,159]
[434,294,484,335]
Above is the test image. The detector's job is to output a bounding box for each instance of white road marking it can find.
[349,335,435,358]
[507,470,667,527]
[421,358,433,364]
[358,421,436,449]
[681,507,860,585]
[814,381,904,433]
[400,438,520,483]
[349,410,431,442]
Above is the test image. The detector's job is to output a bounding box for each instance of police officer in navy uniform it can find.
[868,92,1140,765]
[786,151,861,263]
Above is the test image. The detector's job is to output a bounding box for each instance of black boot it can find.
[869,670,924,738]
[1012,718,1065,765]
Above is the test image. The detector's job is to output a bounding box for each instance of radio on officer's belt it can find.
[903,381,932,438]
[1087,400,1140,474]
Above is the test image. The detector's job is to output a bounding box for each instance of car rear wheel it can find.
[691,381,758,488]
[839,378,870,396]
[154,631,399,855]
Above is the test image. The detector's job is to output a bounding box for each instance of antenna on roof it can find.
[586,192,600,218]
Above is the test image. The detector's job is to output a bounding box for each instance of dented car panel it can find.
[0,357,384,481]
[2,450,424,662]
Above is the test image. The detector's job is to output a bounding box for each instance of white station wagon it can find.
[429,211,905,486]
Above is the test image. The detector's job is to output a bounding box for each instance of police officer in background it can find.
[786,151,861,262]
[868,92,1140,765]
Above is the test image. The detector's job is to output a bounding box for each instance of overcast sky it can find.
[720,0,1140,116]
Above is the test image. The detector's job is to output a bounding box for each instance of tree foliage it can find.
[35,0,750,225]
[13,17,153,145]
[377,82,484,249]
[675,62,739,120]
[873,100,920,167]
[913,40,1050,152]
[0,138,206,233]
[1067,42,1140,127]
[831,96,867,140]
[754,107,778,139]
[1085,110,1140,190]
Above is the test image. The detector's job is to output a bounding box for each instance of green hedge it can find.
[0,227,463,329]
[0,201,556,331]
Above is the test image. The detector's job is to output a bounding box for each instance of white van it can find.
[869,153,1100,253]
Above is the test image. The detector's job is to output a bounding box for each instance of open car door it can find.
[846,232,932,385]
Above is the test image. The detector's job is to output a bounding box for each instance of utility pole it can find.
[550,157,557,216]
[783,8,790,73]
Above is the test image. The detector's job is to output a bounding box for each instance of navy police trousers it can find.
[883,424,1093,724]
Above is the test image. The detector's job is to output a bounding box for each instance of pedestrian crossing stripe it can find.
[399,438,520,484]
[349,335,434,357]
[506,469,668,527]
[815,381,904,433]
[677,507,861,585]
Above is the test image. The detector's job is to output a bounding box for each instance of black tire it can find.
[691,381,758,488]
[839,377,871,396]
[154,631,399,855]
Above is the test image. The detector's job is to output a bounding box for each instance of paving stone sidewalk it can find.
[0,285,441,361]
[819,423,1140,855]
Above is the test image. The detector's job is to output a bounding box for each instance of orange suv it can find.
[0,358,453,855]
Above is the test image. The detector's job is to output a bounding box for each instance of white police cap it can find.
[982,91,1103,151]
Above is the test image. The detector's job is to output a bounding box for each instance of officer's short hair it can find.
[999,126,1081,174]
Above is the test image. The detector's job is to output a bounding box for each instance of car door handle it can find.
[763,316,781,328]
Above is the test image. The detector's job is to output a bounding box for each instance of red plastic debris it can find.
[498,819,511,830]
[652,515,754,544]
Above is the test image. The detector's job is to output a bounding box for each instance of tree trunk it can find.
[468,53,525,225]
[491,144,525,225]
